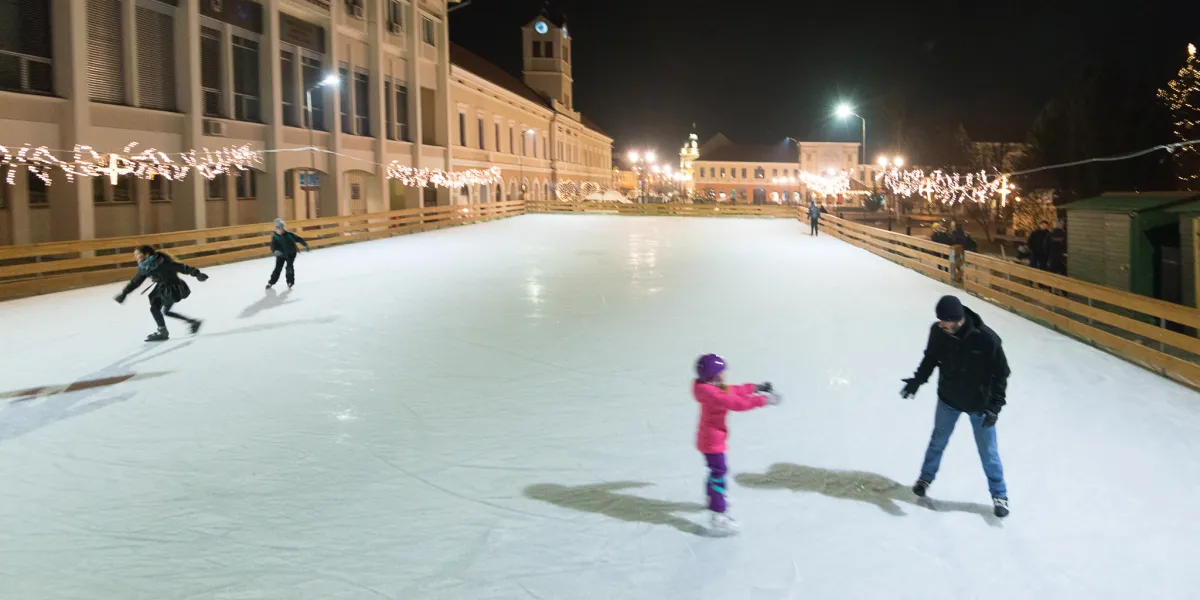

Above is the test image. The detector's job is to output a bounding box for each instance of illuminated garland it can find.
[1157,43,1200,187]
[385,164,502,188]
[0,143,260,186]
[554,180,608,201]
[799,170,851,196]
[878,168,1012,205]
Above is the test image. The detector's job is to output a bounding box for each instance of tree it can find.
[1158,43,1200,190]
[1011,189,1059,236]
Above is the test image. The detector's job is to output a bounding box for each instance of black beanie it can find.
[935,295,965,321]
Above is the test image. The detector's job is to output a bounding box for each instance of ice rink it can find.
[1,214,1198,599]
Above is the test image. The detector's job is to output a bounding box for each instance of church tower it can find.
[522,14,574,110]
[679,128,699,197]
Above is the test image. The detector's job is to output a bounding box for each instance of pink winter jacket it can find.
[693,381,768,454]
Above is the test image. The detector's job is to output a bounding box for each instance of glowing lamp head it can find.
[627,151,640,163]
[645,151,657,163]
[834,103,854,119]
[894,157,904,167]
[320,74,341,87]
[877,156,889,167]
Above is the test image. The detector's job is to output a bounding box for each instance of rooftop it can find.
[1063,192,1200,212]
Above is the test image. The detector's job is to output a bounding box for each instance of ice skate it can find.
[707,511,740,537]
[287,283,294,290]
[265,283,273,290]
[912,479,931,498]
[992,497,1009,518]
[189,319,203,335]
[144,328,169,342]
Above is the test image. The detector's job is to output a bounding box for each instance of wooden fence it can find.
[526,201,798,219]
[0,200,524,301]
[822,214,956,284]
[964,252,1200,388]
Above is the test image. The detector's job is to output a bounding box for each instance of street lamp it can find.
[834,102,866,175]
[304,73,340,218]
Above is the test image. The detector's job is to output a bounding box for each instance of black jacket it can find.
[931,230,953,245]
[1047,228,1066,268]
[1027,228,1050,257]
[121,252,204,304]
[910,307,1010,414]
[270,231,308,257]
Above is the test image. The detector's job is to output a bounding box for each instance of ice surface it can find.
[1,215,1198,599]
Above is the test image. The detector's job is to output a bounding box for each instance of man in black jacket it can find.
[1027,220,1051,270]
[901,295,1011,517]
[267,218,309,290]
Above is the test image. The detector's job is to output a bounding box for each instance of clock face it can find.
[562,26,568,38]
[535,21,548,34]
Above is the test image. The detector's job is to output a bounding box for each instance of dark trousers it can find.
[269,254,296,286]
[1031,253,1048,270]
[149,296,194,330]
[810,219,819,236]
[704,453,728,513]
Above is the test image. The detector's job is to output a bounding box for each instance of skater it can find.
[1026,220,1051,270]
[114,245,208,342]
[267,218,309,290]
[693,354,780,535]
[900,295,1011,517]
[1046,221,1067,275]
[808,200,821,236]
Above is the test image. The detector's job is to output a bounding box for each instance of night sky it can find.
[449,0,1200,162]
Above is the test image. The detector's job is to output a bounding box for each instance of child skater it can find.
[114,245,209,342]
[694,353,780,536]
[267,218,309,290]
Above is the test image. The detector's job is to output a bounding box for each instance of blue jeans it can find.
[920,401,1007,498]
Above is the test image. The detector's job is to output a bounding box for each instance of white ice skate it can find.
[708,511,740,537]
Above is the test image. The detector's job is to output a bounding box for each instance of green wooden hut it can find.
[1062,192,1200,301]
[1166,200,1200,308]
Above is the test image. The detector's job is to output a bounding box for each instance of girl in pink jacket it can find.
[694,353,780,536]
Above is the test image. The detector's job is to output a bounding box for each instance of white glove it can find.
[273,250,283,257]
[765,392,783,406]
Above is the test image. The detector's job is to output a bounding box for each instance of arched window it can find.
[754,166,765,179]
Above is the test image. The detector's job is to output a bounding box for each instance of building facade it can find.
[688,134,864,204]
[0,0,611,245]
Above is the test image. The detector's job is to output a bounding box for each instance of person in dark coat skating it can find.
[808,201,821,236]
[267,218,309,290]
[115,245,208,342]
[900,295,1012,517]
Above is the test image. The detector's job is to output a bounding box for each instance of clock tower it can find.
[522,15,573,110]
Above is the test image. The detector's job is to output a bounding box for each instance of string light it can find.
[0,143,260,186]
[1157,43,1200,188]
[799,170,851,197]
[878,167,1011,205]
[384,164,502,188]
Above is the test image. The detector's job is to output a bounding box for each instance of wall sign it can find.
[201,0,263,33]
[280,13,326,54]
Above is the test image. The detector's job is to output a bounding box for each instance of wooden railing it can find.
[822,214,957,283]
[964,252,1200,388]
[526,201,799,219]
[0,200,524,301]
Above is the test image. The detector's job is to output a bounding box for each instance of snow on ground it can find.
[0,214,1197,600]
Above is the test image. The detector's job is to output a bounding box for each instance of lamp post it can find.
[835,103,866,183]
[304,74,340,219]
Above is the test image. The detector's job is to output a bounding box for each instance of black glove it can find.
[114,293,127,304]
[196,273,209,282]
[900,378,921,399]
[756,382,773,393]
[982,411,998,428]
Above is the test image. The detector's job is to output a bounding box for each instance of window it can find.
[301,56,326,130]
[543,41,553,59]
[543,137,547,159]
[509,125,514,153]
[521,130,527,156]
[206,174,225,200]
[233,36,261,122]
[458,112,467,146]
[236,171,257,198]
[394,82,409,140]
[477,117,485,149]
[495,122,501,151]
[339,64,351,133]
[741,168,747,178]
[422,17,435,45]
[93,176,134,203]
[150,176,172,202]
[345,0,363,18]
[0,0,53,94]
[531,131,536,158]
[772,168,778,177]
[281,51,297,126]
[563,45,569,64]
[135,5,175,111]
[87,0,125,104]
[354,70,369,135]
[755,167,764,179]
[729,166,736,179]
[29,176,47,205]
[384,79,393,139]
[719,168,725,178]
[387,0,404,31]
[699,167,705,177]
[558,141,563,160]
[532,41,542,58]
[793,169,799,178]
[200,27,222,116]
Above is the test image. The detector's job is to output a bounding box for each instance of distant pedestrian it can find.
[808,201,821,236]
[1027,221,1051,270]
[901,295,1011,518]
[930,222,953,246]
[1046,221,1067,275]
[266,218,309,290]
